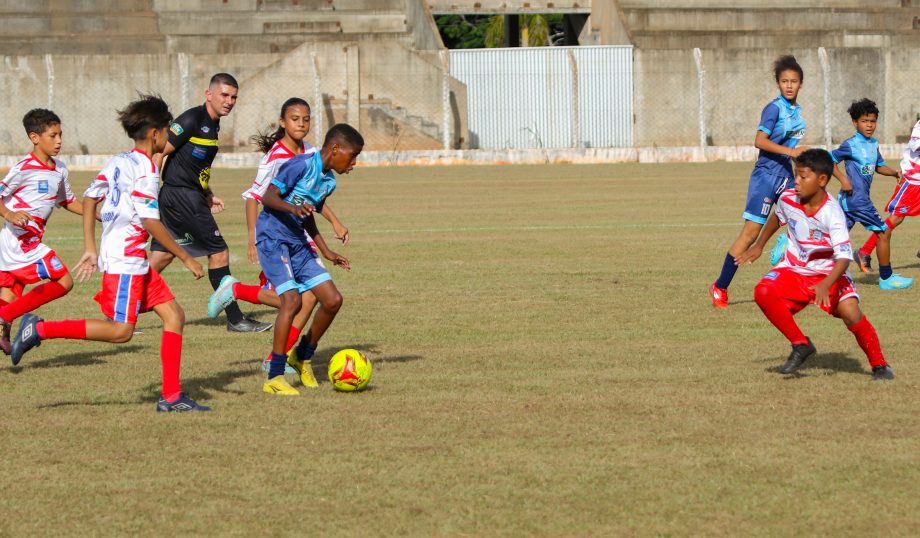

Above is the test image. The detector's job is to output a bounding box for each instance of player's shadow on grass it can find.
[852,274,879,285]
[760,352,866,377]
[6,345,144,373]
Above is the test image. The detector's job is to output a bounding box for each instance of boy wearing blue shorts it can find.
[710,56,810,308]
[831,98,909,290]
[257,123,362,395]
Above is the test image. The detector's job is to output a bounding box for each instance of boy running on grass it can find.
[0,109,86,354]
[736,149,894,380]
[250,123,360,396]
[12,95,212,411]
[830,98,909,289]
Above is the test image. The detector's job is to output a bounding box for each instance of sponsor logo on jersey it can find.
[786,128,806,140]
[809,229,822,241]
[191,146,208,160]
[765,271,779,280]
[860,164,875,176]
[838,243,852,255]
[201,126,210,133]
[50,256,63,271]
[38,180,48,193]
[170,123,184,136]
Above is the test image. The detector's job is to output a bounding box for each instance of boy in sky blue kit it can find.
[710,56,810,308]
[256,123,362,396]
[831,98,909,289]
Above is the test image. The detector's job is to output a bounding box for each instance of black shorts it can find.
[150,184,228,257]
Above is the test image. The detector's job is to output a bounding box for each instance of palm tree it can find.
[484,14,551,47]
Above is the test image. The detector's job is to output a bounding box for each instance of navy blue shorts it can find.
[838,193,887,232]
[743,167,791,224]
[256,238,331,296]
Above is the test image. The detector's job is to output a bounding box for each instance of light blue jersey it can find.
[256,148,336,245]
[756,95,806,175]
[831,132,885,198]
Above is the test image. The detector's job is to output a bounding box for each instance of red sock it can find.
[754,284,808,345]
[860,219,893,255]
[263,326,302,363]
[36,319,87,340]
[233,282,263,305]
[0,281,68,323]
[161,330,182,402]
[848,315,887,368]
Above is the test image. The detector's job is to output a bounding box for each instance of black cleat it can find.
[857,252,872,273]
[11,313,42,366]
[779,338,816,374]
[872,365,895,381]
[227,316,273,333]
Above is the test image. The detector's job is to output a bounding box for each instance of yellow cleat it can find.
[262,375,300,396]
[287,348,319,388]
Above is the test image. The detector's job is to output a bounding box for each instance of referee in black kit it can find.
[151,73,271,333]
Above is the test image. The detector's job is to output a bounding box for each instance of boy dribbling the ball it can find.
[736,149,894,380]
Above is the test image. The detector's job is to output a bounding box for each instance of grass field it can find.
[1,162,920,536]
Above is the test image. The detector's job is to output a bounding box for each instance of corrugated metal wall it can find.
[449,46,634,149]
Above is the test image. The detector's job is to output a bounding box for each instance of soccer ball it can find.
[328,349,372,392]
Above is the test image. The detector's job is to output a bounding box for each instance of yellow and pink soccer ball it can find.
[328,349,372,391]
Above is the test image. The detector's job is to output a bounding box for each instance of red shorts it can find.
[0,250,68,297]
[94,270,175,324]
[885,181,920,217]
[756,267,858,317]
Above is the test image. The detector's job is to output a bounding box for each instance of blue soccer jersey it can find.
[756,95,806,175]
[831,132,885,197]
[256,148,336,245]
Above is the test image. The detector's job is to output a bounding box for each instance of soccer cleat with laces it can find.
[263,375,300,396]
[871,365,895,381]
[11,313,42,366]
[228,317,273,333]
[857,252,873,273]
[287,348,319,388]
[156,393,211,412]
[879,274,913,290]
[709,282,728,309]
[208,275,239,318]
[779,338,815,374]
[769,234,788,265]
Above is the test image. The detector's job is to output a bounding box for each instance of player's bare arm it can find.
[754,130,808,158]
[141,218,204,279]
[877,165,901,180]
[832,166,853,194]
[261,185,313,217]
[244,197,260,264]
[75,196,101,282]
[736,213,781,266]
[305,215,350,271]
[152,141,176,170]
[321,204,349,245]
[812,258,850,307]
[0,202,30,228]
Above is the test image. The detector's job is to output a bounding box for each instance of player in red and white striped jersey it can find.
[0,109,86,355]
[736,149,894,380]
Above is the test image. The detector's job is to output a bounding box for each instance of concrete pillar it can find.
[346,44,360,129]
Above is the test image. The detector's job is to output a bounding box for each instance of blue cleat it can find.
[769,234,788,266]
[156,393,211,412]
[11,313,42,366]
[207,275,239,318]
[879,274,913,290]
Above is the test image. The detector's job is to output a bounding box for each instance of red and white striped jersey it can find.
[241,139,307,201]
[775,189,853,276]
[0,153,75,270]
[83,149,161,275]
[900,120,920,185]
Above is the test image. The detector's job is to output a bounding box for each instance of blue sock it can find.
[715,252,738,289]
[880,265,893,280]
[296,337,316,361]
[268,352,288,378]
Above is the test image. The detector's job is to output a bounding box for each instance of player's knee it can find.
[754,283,773,306]
[110,324,134,343]
[325,291,343,313]
[279,291,302,314]
[57,273,74,291]
[210,250,230,267]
